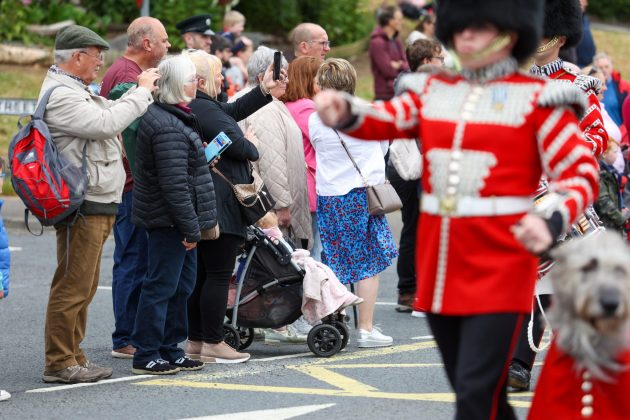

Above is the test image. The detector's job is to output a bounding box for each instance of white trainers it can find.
[411,311,427,318]
[291,316,313,336]
[356,326,393,348]
[264,325,307,345]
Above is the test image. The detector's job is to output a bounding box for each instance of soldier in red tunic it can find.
[508,0,610,392]
[314,0,599,418]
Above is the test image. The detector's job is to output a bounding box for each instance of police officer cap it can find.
[54,25,110,50]
[176,14,216,36]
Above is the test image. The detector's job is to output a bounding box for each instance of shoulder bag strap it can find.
[334,129,368,187]
[211,166,236,188]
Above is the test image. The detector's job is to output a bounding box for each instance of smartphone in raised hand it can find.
[205,131,232,163]
[273,51,282,81]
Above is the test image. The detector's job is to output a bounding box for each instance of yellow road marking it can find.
[136,341,531,408]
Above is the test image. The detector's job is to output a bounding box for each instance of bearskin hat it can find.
[543,0,582,48]
[435,0,544,63]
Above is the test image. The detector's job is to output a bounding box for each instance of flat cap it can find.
[55,25,110,50]
[176,14,215,35]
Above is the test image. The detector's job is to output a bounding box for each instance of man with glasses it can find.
[290,23,331,60]
[99,16,170,362]
[39,25,159,384]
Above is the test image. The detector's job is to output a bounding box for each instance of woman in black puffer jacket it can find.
[131,55,215,375]
[184,50,284,363]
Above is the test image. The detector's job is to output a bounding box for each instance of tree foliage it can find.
[588,1,630,23]
[0,0,373,47]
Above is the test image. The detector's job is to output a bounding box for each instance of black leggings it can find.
[187,234,242,343]
[427,313,524,420]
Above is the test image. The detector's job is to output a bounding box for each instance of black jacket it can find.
[133,102,217,242]
[189,88,270,237]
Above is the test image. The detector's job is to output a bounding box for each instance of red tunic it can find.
[345,61,599,315]
[549,68,608,157]
[528,342,630,420]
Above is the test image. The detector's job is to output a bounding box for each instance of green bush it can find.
[588,0,630,22]
[234,0,373,45]
[0,0,106,46]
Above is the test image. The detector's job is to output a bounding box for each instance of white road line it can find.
[179,403,336,420]
[375,301,397,306]
[410,335,434,340]
[8,246,22,252]
[251,352,312,362]
[97,286,112,291]
[26,374,152,393]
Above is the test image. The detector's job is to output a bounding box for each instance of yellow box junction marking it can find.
[136,340,532,407]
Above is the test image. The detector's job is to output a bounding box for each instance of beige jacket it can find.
[39,71,153,204]
[230,87,312,247]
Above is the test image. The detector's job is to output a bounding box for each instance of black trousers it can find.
[386,163,420,295]
[512,294,552,368]
[187,234,242,343]
[427,313,524,420]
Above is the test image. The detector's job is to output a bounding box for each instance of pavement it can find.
[0,209,538,419]
[1,196,40,231]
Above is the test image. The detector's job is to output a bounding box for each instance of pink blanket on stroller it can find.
[292,249,361,325]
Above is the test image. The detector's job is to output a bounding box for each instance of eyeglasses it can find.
[186,75,199,84]
[432,56,445,63]
[79,50,104,62]
[307,40,331,48]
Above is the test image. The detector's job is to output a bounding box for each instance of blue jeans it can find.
[112,190,148,350]
[131,227,197,365]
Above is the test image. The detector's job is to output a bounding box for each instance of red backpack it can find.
[8,85,87,233]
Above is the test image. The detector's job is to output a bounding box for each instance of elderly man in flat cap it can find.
[176,14,215,53]
[40,25,159,384]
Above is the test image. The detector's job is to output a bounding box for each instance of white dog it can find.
[528,232,630,419]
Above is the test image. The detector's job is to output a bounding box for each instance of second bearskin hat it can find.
[435,0,544,63]
[543,0,582,48]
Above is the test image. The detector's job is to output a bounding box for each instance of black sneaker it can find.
[132,359,180,375]
[171,356,204,371]
[507,360,531,392]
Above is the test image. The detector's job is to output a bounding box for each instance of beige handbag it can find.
[335,130,403,216]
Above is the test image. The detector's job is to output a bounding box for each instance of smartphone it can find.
[273,51,282,81]
[205,131,232,163]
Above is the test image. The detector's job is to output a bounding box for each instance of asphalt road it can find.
[0,214,537,419]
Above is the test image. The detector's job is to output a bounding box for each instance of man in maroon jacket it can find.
[368,5,409,100]
[99,16,170,360]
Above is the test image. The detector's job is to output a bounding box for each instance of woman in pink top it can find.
[282,56,324,259]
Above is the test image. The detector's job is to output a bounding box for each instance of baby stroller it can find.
[223,226,349,357]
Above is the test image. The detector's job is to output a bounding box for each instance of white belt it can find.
[422,193,532,217]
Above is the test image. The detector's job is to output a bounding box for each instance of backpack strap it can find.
[23,209,43,236]
[32,85,63,121]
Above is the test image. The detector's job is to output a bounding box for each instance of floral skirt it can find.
[317,188,398,285]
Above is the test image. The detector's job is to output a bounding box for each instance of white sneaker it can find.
[0,390,11,401]
[264,325,307,345]
[356,326,393,348]
[291,316,313,336]
[411,311,427,318]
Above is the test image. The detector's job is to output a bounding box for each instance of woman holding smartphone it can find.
[184,49,285,363]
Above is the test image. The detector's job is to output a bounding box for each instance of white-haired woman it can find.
[231,46,312,251]
[184,49,285,363]
[131,55,216,375]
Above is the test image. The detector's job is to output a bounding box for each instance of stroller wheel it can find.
[307,324,342,357]
[333,321,350,350]
[237,327,255,350]
[223,324,241,349]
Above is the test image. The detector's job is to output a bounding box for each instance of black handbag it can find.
[213,165,276,225]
